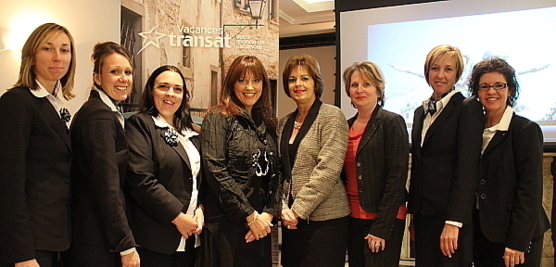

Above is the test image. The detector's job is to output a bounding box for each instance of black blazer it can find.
[70,90,135,253]
[477,113,550,252]
[345,106,409,239]
[0,86,71,264]
[409,93,483,224]
[126,112,202,255]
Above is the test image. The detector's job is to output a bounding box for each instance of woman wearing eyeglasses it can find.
[468,57,549,267]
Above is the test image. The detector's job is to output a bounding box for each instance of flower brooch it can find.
[163,128,179,146]
[60,108,71,123]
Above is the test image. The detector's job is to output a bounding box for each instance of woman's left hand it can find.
[365,234,386,253]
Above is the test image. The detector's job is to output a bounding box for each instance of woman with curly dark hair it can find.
[469,57,550,267]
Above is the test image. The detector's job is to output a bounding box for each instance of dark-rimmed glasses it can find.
[478,83,507,91]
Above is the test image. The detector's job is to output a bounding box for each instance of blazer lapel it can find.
[158,127,192,171]
[483,131,507,156]
[38,98,71,150]
[412,106,424,154]
[357,106,382,155]
[423,93,463,146]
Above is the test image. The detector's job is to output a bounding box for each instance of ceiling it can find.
[279,0,335,37]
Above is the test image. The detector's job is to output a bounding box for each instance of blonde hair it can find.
[15,23,76,100]
[424,44,464,87]
[343,61,385,107]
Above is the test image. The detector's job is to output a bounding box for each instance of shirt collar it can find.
[422,90,458,110]
[30,79,61,98]
[485,106,513,133]
[152,115,198,139]
[93,87,120,113]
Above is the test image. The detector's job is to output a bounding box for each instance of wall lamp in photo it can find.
[223,0,266,37]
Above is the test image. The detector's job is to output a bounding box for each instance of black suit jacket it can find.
[345,106,409,239]
[126,112,202,254]
[409,93,483,224]
[70,90,135,254]
[0,86,71,264]
[477,113,550,252]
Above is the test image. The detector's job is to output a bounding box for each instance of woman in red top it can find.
[342,61,409,267]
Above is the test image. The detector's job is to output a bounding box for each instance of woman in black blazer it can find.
[408,45,483,267]
[0,23,75,267]
[69,42,139,267]
[342,61,409,267]
[126,65,203,267]
[468,57,549,267]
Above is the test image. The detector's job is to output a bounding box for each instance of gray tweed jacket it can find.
[278,103,350,221]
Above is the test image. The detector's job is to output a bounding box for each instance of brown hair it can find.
[281,55,324,98]
[91,41,133,90]
[215,55,274,126]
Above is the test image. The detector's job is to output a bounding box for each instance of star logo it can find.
[137,26,166,54]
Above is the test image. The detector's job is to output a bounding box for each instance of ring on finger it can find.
[375,242,381,247]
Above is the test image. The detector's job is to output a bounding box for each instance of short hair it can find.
[281,55,324,98]
[424,45,464,87]
[15,23,76,100]
[343,61,385,107]
[216,55,275,126]
[468,57,519,107]
[141,65,193,133]
[91,41,134,89]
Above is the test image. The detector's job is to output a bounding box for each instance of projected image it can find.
[367,6,556,125]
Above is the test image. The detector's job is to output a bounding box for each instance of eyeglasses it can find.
[478,83,507,91]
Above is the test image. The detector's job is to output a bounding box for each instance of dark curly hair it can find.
[468,57,519,107]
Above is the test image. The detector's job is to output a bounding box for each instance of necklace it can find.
[294,121,302,130]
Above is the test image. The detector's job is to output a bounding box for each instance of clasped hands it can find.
[281,208,299,230]
[172,208,204,239]
[245,211,274,243]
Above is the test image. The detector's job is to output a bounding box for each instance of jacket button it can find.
[358,175,362,180]
[480,193,487,199]
[356,162,361,167]
[263,140,268,144]
[480,179,485,185]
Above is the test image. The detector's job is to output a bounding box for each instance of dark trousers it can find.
[0,250,61,267]
[347,217,406,267]
[281,216,348,267]
[413,214,473,267]
[66,243,120,267]
[136,238,196,267]
[473,211,543,267]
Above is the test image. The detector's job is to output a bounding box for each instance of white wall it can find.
[0,0,120,114]
[278,45,336,119]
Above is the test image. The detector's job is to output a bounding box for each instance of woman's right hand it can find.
[15,259,39,267]
[281,208,299,230]
[172,212,198,238]
[245,212,272,241]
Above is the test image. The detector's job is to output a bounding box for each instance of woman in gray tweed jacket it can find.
[279,54,350,267]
